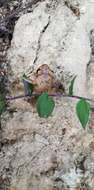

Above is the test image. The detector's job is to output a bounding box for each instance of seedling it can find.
[0,73,92,130]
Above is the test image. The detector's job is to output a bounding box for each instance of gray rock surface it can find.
[1,98,94,190]
[8,0,94,96]
[0,0,94,190]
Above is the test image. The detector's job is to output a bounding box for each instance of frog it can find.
[25,64,65,94]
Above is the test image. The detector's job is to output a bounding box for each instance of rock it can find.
[1,0,94,190]
[86,29,94,98]
[8,0,93,96]
[0,97,94,190]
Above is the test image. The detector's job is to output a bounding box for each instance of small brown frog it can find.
[27,64,65,94]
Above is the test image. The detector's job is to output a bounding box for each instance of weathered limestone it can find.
[1,99,94,190]
[8,0,94,96]
[0,0,94,190]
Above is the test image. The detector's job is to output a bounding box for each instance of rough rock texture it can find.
[0,0,94,190]
[1,98,94,190]
[86,29,94,98]
[8,0,94,96]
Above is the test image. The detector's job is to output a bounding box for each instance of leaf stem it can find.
[6,93,94,103]
[6,94,30,100]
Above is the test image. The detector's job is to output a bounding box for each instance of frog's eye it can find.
[36,68,41,75]
[36,64,49,73]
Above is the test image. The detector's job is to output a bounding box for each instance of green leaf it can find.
[69,75,77,95]
[22,74,34,95]
[36,92,55,118]
[0,94,6,114]
[28,83,34,95]
[76,99,90,129]
[22,73,27,79]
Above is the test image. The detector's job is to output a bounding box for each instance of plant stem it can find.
[6,93,94,103]
[64,94,94,103]
[6,94,30,100]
